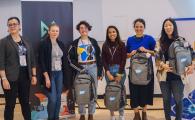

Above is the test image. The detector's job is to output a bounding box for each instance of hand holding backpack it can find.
[104,81,126,111]
[129,50,153,85]
[168,37,193,75]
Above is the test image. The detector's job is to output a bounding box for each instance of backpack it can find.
[168,37,192,75]
[74,72,96,105]
[129,51,152,85]
[104,81,126,111]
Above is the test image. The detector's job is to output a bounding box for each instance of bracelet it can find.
[1,76,7,80]
[32,74,36,77]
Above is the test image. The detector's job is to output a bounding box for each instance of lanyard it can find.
[108,46,118,61]
[16,41,27,55]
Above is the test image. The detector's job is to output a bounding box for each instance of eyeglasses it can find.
[7,23,19,27]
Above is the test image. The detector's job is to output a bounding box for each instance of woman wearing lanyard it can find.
[126,18,156,120]
[39,23,66,120]
[0,17,37,120]
[68,21,103,120]
[102,26,126,120]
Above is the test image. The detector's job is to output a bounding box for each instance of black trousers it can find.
[2,67,31,120]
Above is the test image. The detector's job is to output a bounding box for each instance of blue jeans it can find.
[160,78,184,120]
[46,71,63,120]
[105,64,126,116]
[78,63,98,115]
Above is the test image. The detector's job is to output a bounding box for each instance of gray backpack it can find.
[74,72,96,105]
[104,81,126,111]
[168,37,192,75]
[129,52,152,85]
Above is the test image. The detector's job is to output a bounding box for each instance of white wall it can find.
[73,0,104,41]
[102,0,177,40]
[0,0,21,38]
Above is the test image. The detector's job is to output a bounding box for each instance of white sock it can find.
[119,115,125,120]
[111,115,116,120]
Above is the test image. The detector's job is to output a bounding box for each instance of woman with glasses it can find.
[0,17,37,120]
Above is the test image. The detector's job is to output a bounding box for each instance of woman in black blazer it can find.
[0,17,37,120]
[39,23,66,120]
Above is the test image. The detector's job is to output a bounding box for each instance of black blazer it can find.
[0,35,36,81]
[68,37,103,77]
[38,37,66,90]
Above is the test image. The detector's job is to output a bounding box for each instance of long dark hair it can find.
[159,18,179,51]
[105,25,123,47]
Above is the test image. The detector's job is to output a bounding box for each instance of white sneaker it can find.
[111,116,116,120]
[119,115,125,120]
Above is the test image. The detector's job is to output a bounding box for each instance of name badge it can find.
[54,60,61,70]
[20,55,27,66]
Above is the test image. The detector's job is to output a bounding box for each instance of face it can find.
[108,28,117,42]
[7,19,20,34]
[79,24,89,36]
[134,21,145,36]
[164,20,174,37]
[48,25,60,40]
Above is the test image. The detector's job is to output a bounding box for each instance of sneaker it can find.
[119,115,125,120]
[111,116,116,120]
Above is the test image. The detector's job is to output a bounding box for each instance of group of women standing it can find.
[0,16,194,120]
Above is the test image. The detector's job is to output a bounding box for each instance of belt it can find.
[79,61,96,65]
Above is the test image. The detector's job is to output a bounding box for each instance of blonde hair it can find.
[48,23,59,31]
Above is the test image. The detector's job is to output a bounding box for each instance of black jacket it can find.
[38,37,66,90]
[0,35,36,81]
[68,37,103,77]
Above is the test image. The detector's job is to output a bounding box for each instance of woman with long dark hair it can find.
[156,18,194,120]
[102,26,126,120]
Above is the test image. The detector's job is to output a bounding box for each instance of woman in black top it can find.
[68,21,103,120]
[156,18,194,120]
[39,23,66,120]
[0,17,37,120]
